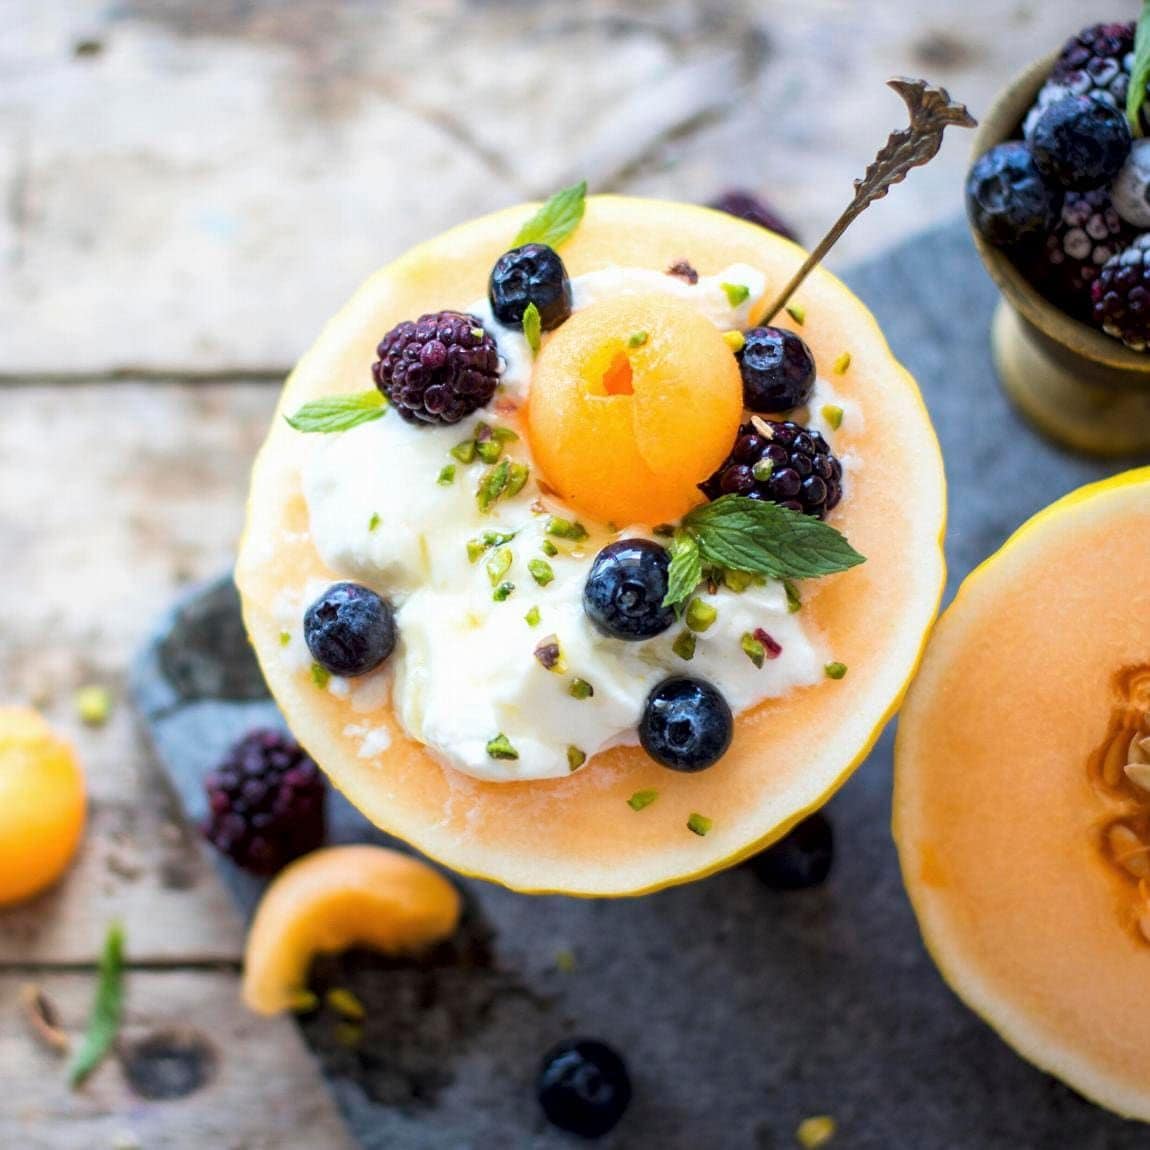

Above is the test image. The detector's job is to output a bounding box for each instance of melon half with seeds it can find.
[895,470,1150,1120]
[237,196,945,896]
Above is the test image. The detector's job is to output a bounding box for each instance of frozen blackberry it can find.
[700,419,843,519]
[965,143,1062,249]
[202,729,326,875]
[489,244,572,332]
[1027,188,1133,319]
[372,311,500,426]
[1030,95,1131,191]
[709,189,799,243]
[1092,234,1150,350]
[737,326,816,413]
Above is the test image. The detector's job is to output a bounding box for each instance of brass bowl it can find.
[971,52,1150,456]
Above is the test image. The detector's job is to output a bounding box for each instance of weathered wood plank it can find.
[0,970,352,1149]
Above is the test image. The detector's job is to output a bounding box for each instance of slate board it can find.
[131,219,1150,1150]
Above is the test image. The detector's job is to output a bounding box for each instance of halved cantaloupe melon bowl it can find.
[896,469,1150,1121]
[237,195,946,896]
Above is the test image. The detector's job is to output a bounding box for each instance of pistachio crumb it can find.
[287,989,319,1014]
[475,438,503,464]
[492,581,515,602]
[672,630,696,661]
[741,632,766,669]
[368,511,381,531]
[534,635,566,673]
[724,568,754,594]
[76,684,113,727]
[528,558,555,587]
[310,662,331,689]
[466,538,486,563]
[825,662,848,680]
[786,302,806,325]
[797,1115,837,1149]
[450,439,477,464]
[486,547,513,586]
[568,678,595,700]
[784,581,802,613]
[554,948,577,973]
[546,516,588,541]
[752,457,774,481]
[486,732,519,760]
[687,812,712,836]
[567,746,587,772]
[833,351,852,375]
[525,605,541,627]
[540,539,559,558]
[723,330,746,353]
[325,987,366,1022]
[721,282,750,307]
[476,459,511,511]
[627,330,649,348]
[821,404,844,431]
[437,463,456,486]
[685,598,718,633]
[278,629,292,647]
[491,426,519,443]
[628,789,659,812]
[506,461,530,498]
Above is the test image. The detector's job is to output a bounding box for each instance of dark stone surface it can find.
[131,220,1150,1149]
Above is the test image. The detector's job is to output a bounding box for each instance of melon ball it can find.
[0,707,86,906]
[526,294,743,526]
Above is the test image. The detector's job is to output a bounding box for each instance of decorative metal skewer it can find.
[762,78,977,323]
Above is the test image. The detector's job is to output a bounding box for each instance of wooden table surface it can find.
[0,1,1118,1145]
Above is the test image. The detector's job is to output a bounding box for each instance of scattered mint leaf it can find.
[523,302,542,355]
[682,495,865,581]
[628,789,659,811]
[286,390,387,433]
[662,529,703,613]
[513,181,588,249]
[721,282,750,307]
[486,732,519,760]
[69,923,125,1088]
[1129,1,1150,136]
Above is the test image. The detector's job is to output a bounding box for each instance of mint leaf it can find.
[69,923,125,1088]
[523,301,542,354]
[683,495,865,581]
[513,181,588,248]
[662,529,703,612]
[1130,1,1150,136]
[286,391,387,433]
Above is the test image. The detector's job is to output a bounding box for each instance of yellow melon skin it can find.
[237,196,946,897]
[895,468,1150,1123]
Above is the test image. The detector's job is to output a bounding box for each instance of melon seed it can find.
[1107,823,1150,879]
[1125,760,1150,794]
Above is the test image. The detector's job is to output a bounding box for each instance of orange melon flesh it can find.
[237,196,946,896]
[895,469,1150,1122]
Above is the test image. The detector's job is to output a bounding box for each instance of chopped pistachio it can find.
[628,789,659,811]
[721,282,750,306]
[784,580,802,613]
[506,461,530,498]
[451,439,477,464]
[821,404,844,431]
[825,661,848,680]
[486,732,519,760]
[325,988,366,1022]
[437,464,456,486]
[470,326,485,341]
[567,746,587,772]
[75,685,113,726]
[627,330,650,348]
[466,538,486,564]
[723,330,746,353]
[554,947,577,972]
[672,630,696,661]
[652,523,675,538]
[568,678,595,700]
[540,538,559,558]
[833,351,852,375]
[476,459,511,512]
[486,547,513,585]
[528,558,554,586]
[278,629,292,647]
[796,1115,837,1149]
[311,662,331,689]
[546,516,588,541]
[786,302,806,325]
[752,457,774,481]
[687,812,713,836]
[484,530,517,547]
[368,511,381,531]
[534,635,565,673]
[491,426,519,443]
[723,568,754,593]
[741,632,766,669]
[287,989,319,1014]
[685,598,718,633]
[492,581,515,602]
[475,438,503,464]
[524,605,541,627]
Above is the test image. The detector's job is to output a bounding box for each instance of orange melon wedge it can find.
[895,469,1150,1121]
[237,196,946,896]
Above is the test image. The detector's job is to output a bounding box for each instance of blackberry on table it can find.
[708,189,799,243]
[202,729,326,875]
[373,311,500,426]
[1092,234,1150,351]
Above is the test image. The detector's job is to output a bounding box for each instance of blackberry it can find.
[202,729,326,874]
[737,326,816,413]
[1027,189,1133,319]
[1030,95,1131,191]
[965,143,1062,249]
[709,189,799,243]
[701,420,843,519]
[372,311,499,426]
[488,244,572,332]
[537,1039,632,1139]
[1092,234,1150,350]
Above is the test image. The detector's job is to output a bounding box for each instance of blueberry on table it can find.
[304,582,396,677]
[537,1038,632,1139]
[583,539,675,641]
[1031,94,1131,192]
[747,810,834,890]
[489,243,573,332]
[737,325,816,413]
[639,676,733,772]
[965,142,1063,248]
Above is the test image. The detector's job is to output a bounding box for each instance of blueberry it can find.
[1031,94,1131,191]
[489,243,572,331]
[639,677,733,772]
[304,582,396,677]
[966,142,1063,247]
[747,811,834,890]
[583,539,675,641]
[537,1038,632,1139]
[737,325,816,413]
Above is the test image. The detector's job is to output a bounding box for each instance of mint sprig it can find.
[662,495,865,612]
[523,301,542,354]
[513,181,587,249]
[1129,1,1150,137]
[286,390,387,433]
[69,923,125,1088]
